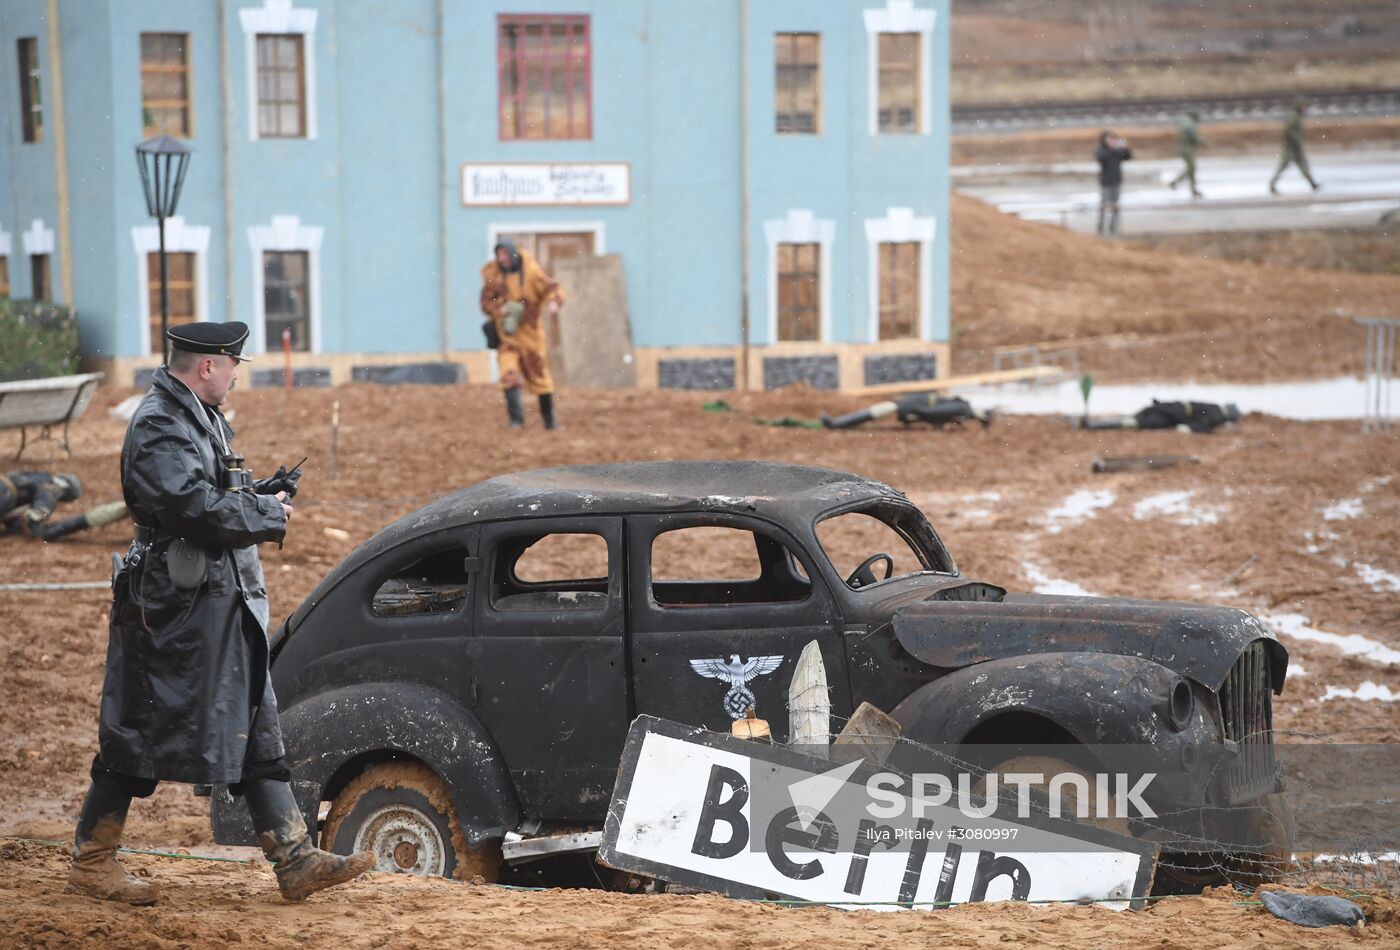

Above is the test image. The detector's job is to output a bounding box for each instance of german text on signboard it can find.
[462,162,630,206]
[599,717,1159,911]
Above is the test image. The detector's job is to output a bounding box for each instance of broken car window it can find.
[493,531,611,612]
[651,525,811,607]
[370,548,470,617]
[816,503,955,589]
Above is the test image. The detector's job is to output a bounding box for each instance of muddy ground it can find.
[0,376,1396,945]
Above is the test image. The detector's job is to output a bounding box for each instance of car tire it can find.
[982,755,1131,837]
[321,761,501,882]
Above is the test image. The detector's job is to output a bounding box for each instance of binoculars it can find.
[222,454,255,493]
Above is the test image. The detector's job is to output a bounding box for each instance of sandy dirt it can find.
[947,193,1400,380]
[2,198,1398,945]
[4,839,1398,949]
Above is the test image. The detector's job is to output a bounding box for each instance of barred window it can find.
[877,33,920,134]
[775,33,820,134]
[30,254,51,301]
[498,15,591,140]
[147,252,197,351]
[256,34,305,138]
[777,243,820,342]
[141,33,192,137]
[18,38,42,143]
[263,251,310,351]
[877,242,920,339]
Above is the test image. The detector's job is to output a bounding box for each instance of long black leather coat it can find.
[99,367,288,784]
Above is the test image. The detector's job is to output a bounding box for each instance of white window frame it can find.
[484,220,607,262]
[21,219,54,297]
[865,208,935,341]
[240,0,319,141]
[131,217,211,357]
[763,209,835,344]
[864,0,936,137]
[247,215,323,354]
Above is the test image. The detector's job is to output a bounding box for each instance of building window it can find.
[877,242,920,339]
[146,252,197,350]
[30,254,51,301]
[498,15,591,141]
[775,33,820,134]
[140,33,192,137]
[255,34,305,138]
[0,257,8,297]
[263,250,309,351]
[776,243,820,342]
[17,38,42,144]
[876,33,920,134]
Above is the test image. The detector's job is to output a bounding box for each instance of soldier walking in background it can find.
[480,239,566,430]
[1094,130,1133,236]
[68,322,374,906]
[1269,101,1321,194]
[1168,111,1204,198]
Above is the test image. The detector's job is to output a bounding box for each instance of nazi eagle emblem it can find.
[689,654,784,719]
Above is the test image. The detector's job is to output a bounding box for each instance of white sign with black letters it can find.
[599,716,1158,911]
[462,163,630,206]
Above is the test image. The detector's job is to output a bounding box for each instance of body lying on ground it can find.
[1077,400,1241,433]
[823,394,993,430]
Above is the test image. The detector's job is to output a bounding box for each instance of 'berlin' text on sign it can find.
[462,163,630,206]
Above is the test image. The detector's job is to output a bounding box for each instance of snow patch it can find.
[1132,490,1220,526]
[1320,682,1400,703]
[1264,613,1400,667]
[1287,664,1307,680]
[1322,498,1364,521]
[1355,563,1400,593]
[1021,562,1097,597]
[1044,489,1116,534]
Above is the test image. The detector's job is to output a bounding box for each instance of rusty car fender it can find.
[890,651,1216,749]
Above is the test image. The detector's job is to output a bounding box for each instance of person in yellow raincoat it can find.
[480,239,565,429]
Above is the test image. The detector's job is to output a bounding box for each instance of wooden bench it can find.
[0,372,104,459]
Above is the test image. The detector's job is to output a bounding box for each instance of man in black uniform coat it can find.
[68,322,373,904]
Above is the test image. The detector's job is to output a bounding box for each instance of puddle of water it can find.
[962,378,1376,421]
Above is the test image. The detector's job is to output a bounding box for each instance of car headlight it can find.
[1168,678,1194,732]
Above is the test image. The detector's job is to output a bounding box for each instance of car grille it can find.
[1219,641,1276,803]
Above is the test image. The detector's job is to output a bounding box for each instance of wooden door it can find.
[499,232,595,383]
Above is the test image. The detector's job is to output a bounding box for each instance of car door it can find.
[626,512,852,742]
[469,516,628,821]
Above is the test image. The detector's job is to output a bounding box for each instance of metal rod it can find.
[158,212,169,366]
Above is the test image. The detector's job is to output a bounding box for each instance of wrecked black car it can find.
[210,461,1287,888]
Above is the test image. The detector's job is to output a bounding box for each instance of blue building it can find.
[1,0,950,390]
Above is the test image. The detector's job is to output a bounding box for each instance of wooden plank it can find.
[841,365,1061,397]
[787,640,829,752]
[552,253,637,388]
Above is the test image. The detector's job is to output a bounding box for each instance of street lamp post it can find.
[135,135,192,366]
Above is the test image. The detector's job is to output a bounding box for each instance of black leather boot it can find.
[68,782,159,905]
[245,780,374,901]
[539,393,558,430]
[504,388,525,428]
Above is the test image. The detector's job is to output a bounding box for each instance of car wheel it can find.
[980,755,1131,837]
[321,761,501,882]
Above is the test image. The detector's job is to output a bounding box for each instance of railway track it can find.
[952,86,1400,134]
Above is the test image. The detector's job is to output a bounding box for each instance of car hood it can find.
[892,593,1287,692]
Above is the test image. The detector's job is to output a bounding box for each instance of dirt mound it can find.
[949,192,1400,380]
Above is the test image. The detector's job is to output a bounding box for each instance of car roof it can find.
[416,459,899,527]
[286,462,911,628]
[352,460,899,560]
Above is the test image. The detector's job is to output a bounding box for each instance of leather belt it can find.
[133,524,167,544]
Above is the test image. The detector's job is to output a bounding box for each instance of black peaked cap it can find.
[167,321,253,361]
